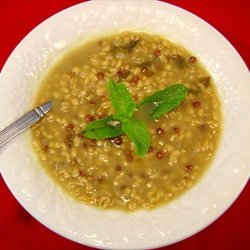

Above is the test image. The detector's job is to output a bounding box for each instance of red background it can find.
[0,1,249,249]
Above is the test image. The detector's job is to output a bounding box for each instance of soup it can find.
[31,31,221,211]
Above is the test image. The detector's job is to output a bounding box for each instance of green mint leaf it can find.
[138,84,188,107]
[138,84,188,119]
[82,115,123,139]
[151,101,181,119]
[108,80,136,121]
[122,119,150,157]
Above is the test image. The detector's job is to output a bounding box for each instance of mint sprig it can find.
[82,80,188,157]
[108,80,150,157]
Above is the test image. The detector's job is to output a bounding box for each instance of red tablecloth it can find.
[0,1,249,249]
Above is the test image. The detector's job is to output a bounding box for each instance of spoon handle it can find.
[0,101,52,148]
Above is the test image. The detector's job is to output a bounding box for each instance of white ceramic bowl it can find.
[0,0,249,249]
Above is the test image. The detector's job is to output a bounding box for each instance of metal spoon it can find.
[0,101,52,147]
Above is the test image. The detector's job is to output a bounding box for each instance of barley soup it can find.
[31,32,221,211]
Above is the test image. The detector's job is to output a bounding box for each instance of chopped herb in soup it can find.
[31,32,221,211]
